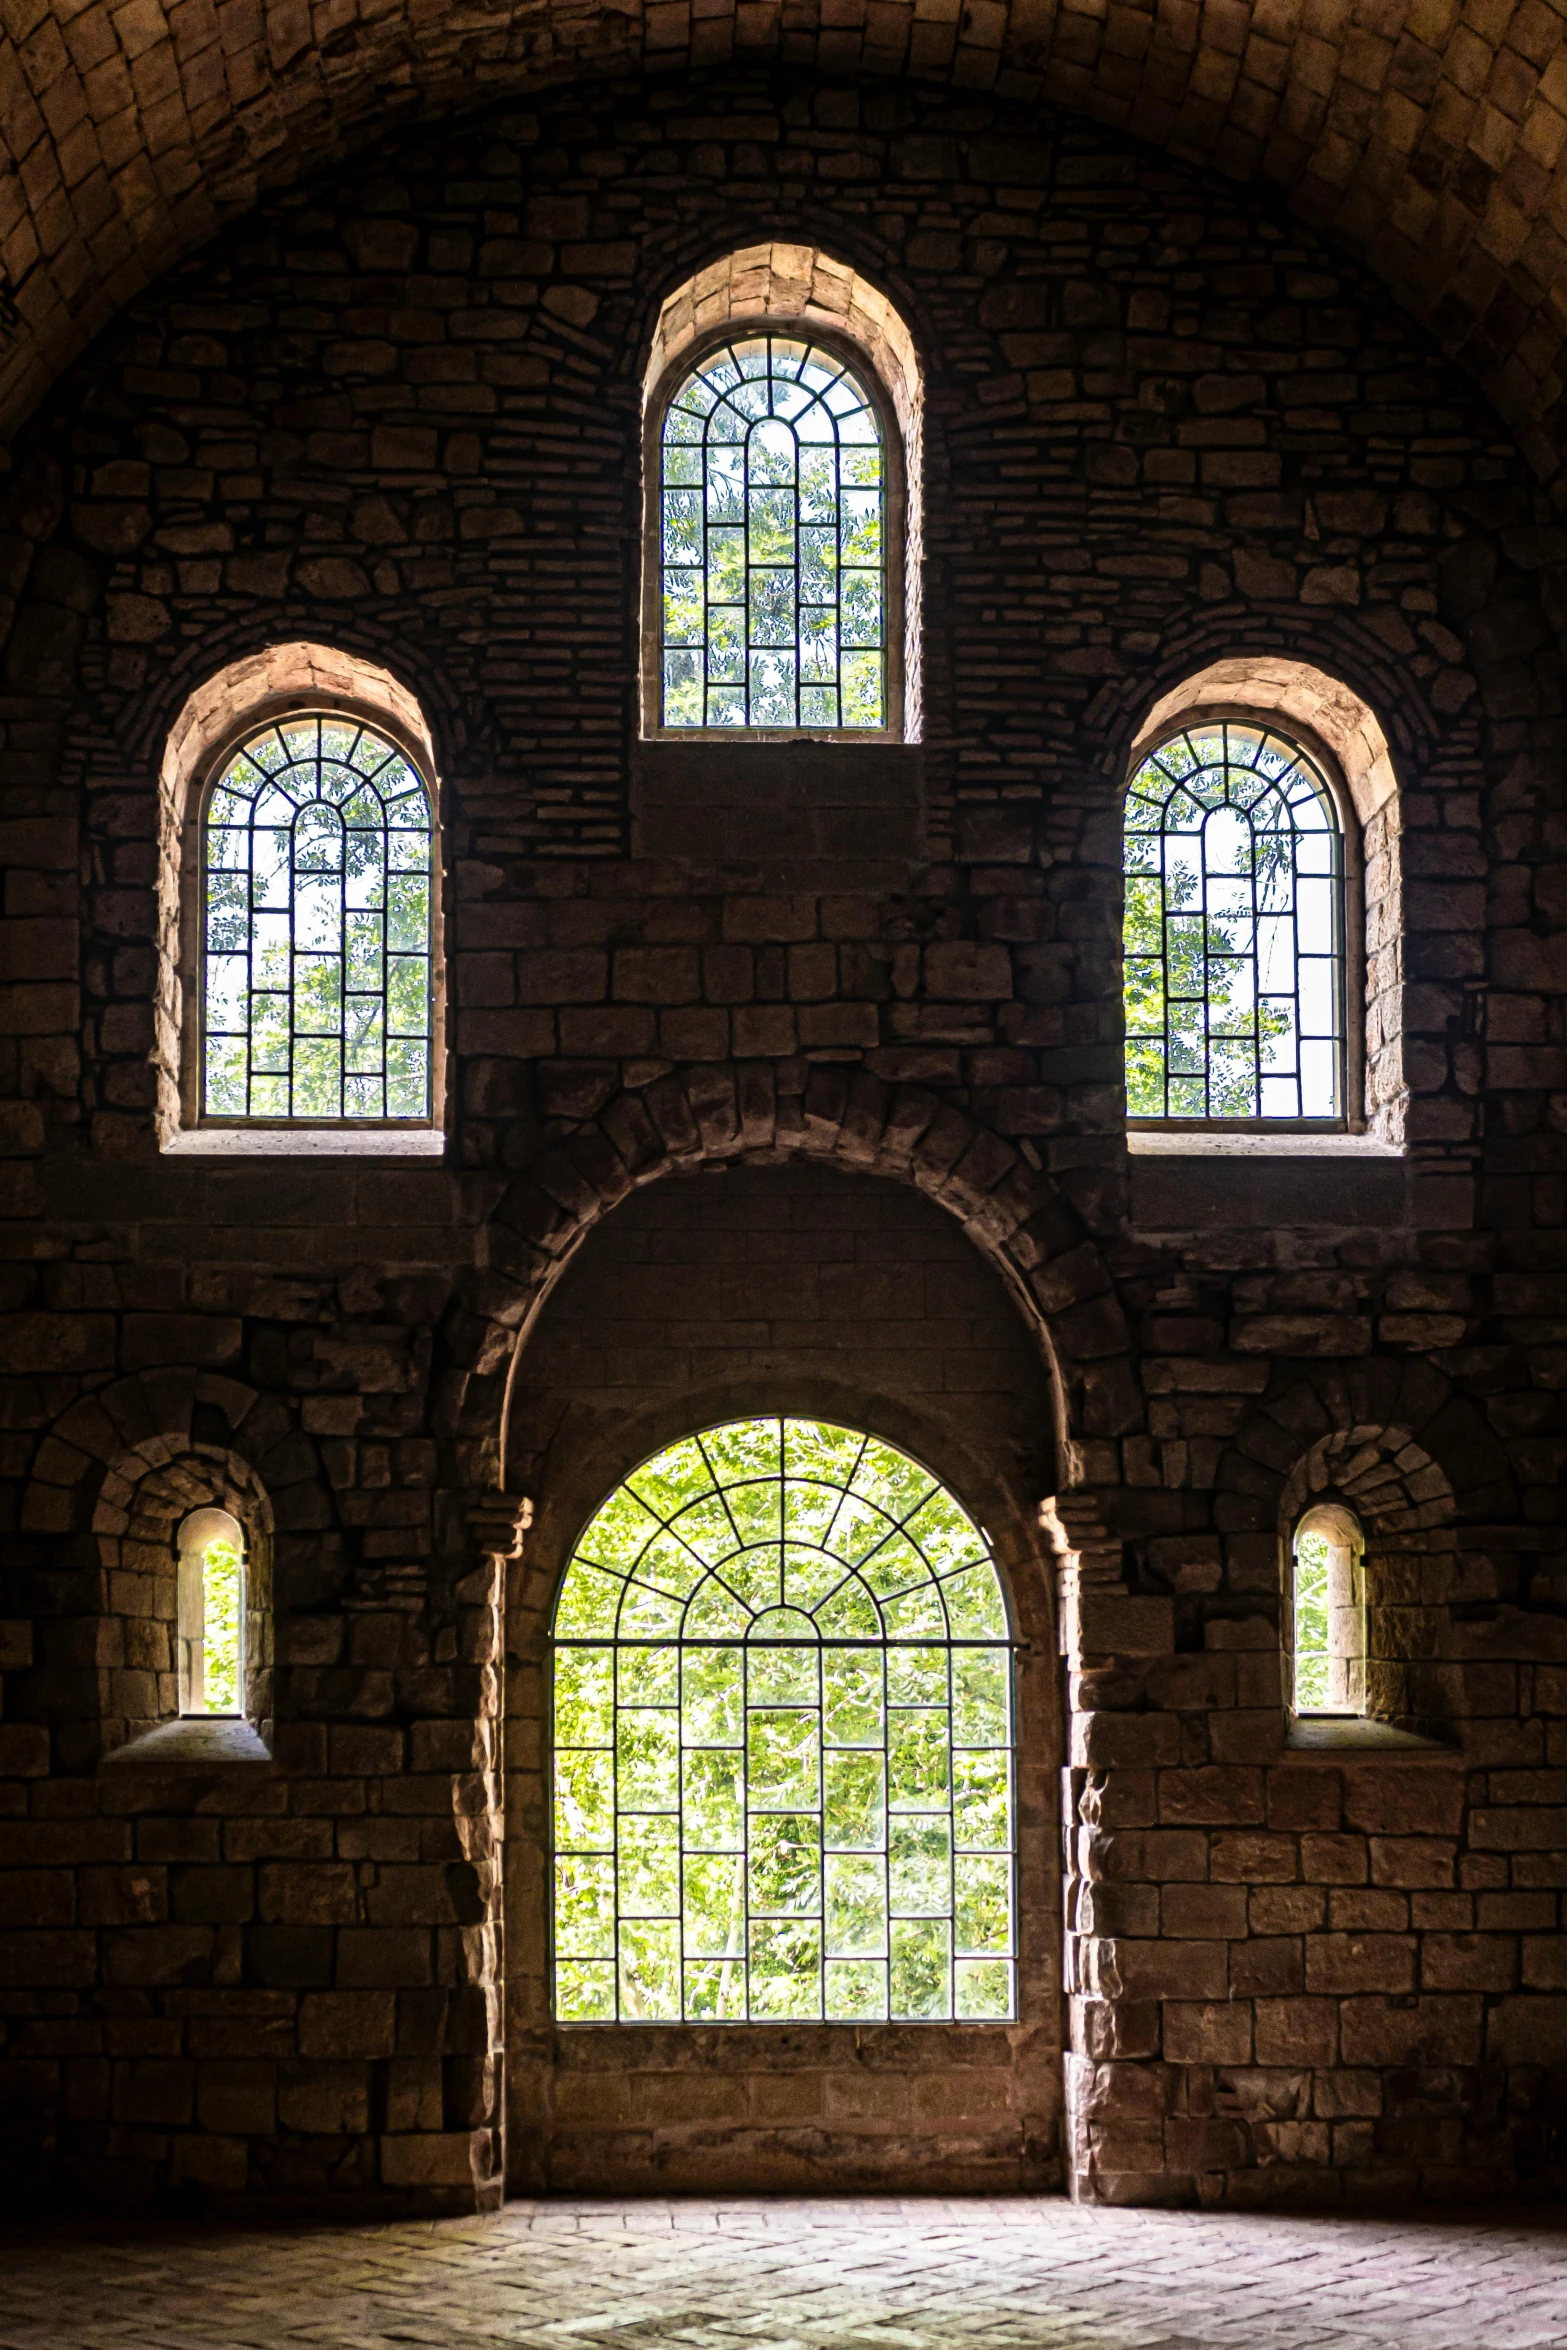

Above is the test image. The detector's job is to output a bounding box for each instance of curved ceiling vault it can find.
[2,0,1566,481]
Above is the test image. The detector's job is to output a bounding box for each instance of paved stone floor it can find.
[2,2197,1566,2350]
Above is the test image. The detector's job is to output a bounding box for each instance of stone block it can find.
[277,2062,373,2136]
[379,2130,483,2188]
[1485,1997,1567,2065]
[1419,1933,1516,1992]
[1254,1998,1338,2067]
[1341,1995,1484,2066]
[1304,1935,1416,1996]
[1163,2001,1252,2064]
[298,1992,398,2060]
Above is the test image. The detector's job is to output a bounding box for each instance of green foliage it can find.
[1293,1527,1332,1712]
[201,1537,242,1714]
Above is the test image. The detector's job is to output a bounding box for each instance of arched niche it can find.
[498,1156,1064,2195]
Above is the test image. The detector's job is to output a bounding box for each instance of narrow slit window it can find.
[1291,1504,1365,1717]
[201,714,433,1123]
[1124,721,1345,1122]
[550,1416,1016,2026]
[177,1508,247,1718]
[658,336,888,731]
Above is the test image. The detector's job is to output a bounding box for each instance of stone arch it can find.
[15,1371,306,1769]
[1089,614,1446,789]
[1220,1364,1517,1740]
[643,244,922,450]
[442,1064,1136,1491]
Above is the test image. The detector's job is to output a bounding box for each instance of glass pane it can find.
[550,1417,1016,2024]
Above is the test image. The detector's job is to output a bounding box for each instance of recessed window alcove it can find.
[503,1159,1061,2194]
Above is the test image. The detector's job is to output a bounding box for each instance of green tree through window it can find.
[659,337,887,729]
[202,715,433,1121]
[1124,722,1345,1120]
[551,1417,1016,2025]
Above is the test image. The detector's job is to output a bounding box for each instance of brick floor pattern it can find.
[2,2198,1566,2350]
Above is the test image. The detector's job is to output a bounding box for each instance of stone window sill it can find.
[162,1127,445,1158]
[1128,1130,1402,1158]
[100,1717,274,1769]
[1286,1715,1453,1758]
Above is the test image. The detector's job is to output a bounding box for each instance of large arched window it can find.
[201,714,434,1123]
[1123,721,1346,1123]
[655,337,892,732]
[551,1417,1015,2026]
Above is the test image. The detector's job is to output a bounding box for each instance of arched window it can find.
[177,1506,246,1717]
[201,714,434,1123]
[1124,721,1346,1123]
[551,1416,1015,2026]
[655,337,892,732]
[1291,1503,1365,1717]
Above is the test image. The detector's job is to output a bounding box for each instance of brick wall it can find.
[0,67,1564,2210]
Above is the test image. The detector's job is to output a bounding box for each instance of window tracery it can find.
[656,337,890,732]
[1123,720,1346,1123]
[200,714,434,1124]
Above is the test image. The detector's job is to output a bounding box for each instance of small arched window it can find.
[1291,1503,1365,1717]
[177,1507,246,1717]
[1124,721,1346,1123]
[201,714,434,1124]
[655,337,893,733]
[551,1416,1015,2026]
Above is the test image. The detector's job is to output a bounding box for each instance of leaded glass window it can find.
[551,1417,1015,2026]
[1124,722,1345,1121]
[659,337,888,730]
[202,715,433,1121]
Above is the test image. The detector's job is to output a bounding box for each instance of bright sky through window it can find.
[659,337,887,731]
[551,1417,1015,2025]
[1124,723,1344,1121]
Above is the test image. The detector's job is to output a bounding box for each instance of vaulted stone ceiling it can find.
[3,0,1567,484]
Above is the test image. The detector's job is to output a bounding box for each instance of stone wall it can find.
[0,66,1564,2211]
